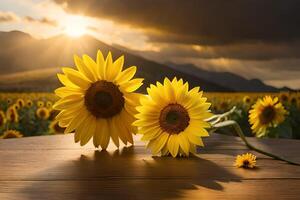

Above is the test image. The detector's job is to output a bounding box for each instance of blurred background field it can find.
[1,92,299,139]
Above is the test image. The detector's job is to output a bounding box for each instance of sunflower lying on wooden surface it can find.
[0,129,23,139]
[234,153,257,169]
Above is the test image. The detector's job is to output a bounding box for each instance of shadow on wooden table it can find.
[21,146,241,199]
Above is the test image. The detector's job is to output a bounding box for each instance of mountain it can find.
[166,63,280,92]
[0,30,231,92]
[0,30,282,92]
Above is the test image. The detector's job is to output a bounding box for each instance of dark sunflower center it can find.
[291,98,297,104]
[243,160,250,168]
[260,106,276,124]
[39,110,46,117]
[281,95,288,102]
[9,111,16,121]
[84,81,124,118]
[159,104,190,134]
[94,91,113,108]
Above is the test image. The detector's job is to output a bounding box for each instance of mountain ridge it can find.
[0,30,283,92]
[165,62,281,92]
[0,30,231,92]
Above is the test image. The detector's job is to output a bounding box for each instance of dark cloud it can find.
[24,16,58,27]
[54,0,300,45]
[133,42,300,61]
[0,11,19,23]
[54,0,300,89]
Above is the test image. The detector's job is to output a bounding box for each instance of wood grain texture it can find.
[0,133,300,200]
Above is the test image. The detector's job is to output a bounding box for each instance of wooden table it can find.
[0,133,300,200]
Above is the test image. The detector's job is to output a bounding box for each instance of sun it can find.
[64,15,88,37]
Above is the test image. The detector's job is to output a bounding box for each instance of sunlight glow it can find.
[63,15,88,37]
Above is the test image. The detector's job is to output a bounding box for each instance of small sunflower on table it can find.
[234,153,257,169]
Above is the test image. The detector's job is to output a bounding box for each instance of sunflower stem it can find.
[206,106,236,125]
[213,120,300,166]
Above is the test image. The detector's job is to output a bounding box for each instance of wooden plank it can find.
[0,149,300,181]
[1,133,299,151]
[1,179,300,200]
[1,133,300,199]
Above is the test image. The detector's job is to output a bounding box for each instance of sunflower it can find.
[243,96,251,104]
[0,110,6,127]
[13,103,20,110]
[134,77,212,157]
[53,50,143,149]
[234,153,256,168]
[26,100,33,107]
[279,93,289,103]
[16,98,25,107]
[36,107,50,120]
[37,101,44,107]
[0,130,23,139]
[46,101,53,108]
[249,96,287,137]
[6,107,19,123]
[6,98,12,104]
[49,120,66,134]
[290,97,297,105]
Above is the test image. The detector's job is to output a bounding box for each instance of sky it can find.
[0,0,300,89]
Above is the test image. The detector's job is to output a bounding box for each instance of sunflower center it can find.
[243,160,250,168]
[39,110,46,118]
[260,106,276,124]
[84,81,124,118]
[281,94,288,102]
[159,104,190,134]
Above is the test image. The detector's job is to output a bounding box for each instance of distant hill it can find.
[0,30,282,92]
[0,30,231,92]
[166,63,280,92]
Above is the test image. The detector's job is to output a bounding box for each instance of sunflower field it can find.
[0,91,299,139]
[0,93,63,139]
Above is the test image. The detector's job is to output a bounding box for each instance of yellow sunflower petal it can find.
[62,68,91,89]
[57,74,78,88]
[151,132,169,155]
[167,134,179,157]
[74,55,97,82]
[109,117,120,147]
[120,78,144,92]
[178,134,190,155]
[116,66,137,84]
[80,116,97,146]
[108,55,124,81]
[97,50,106,79]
